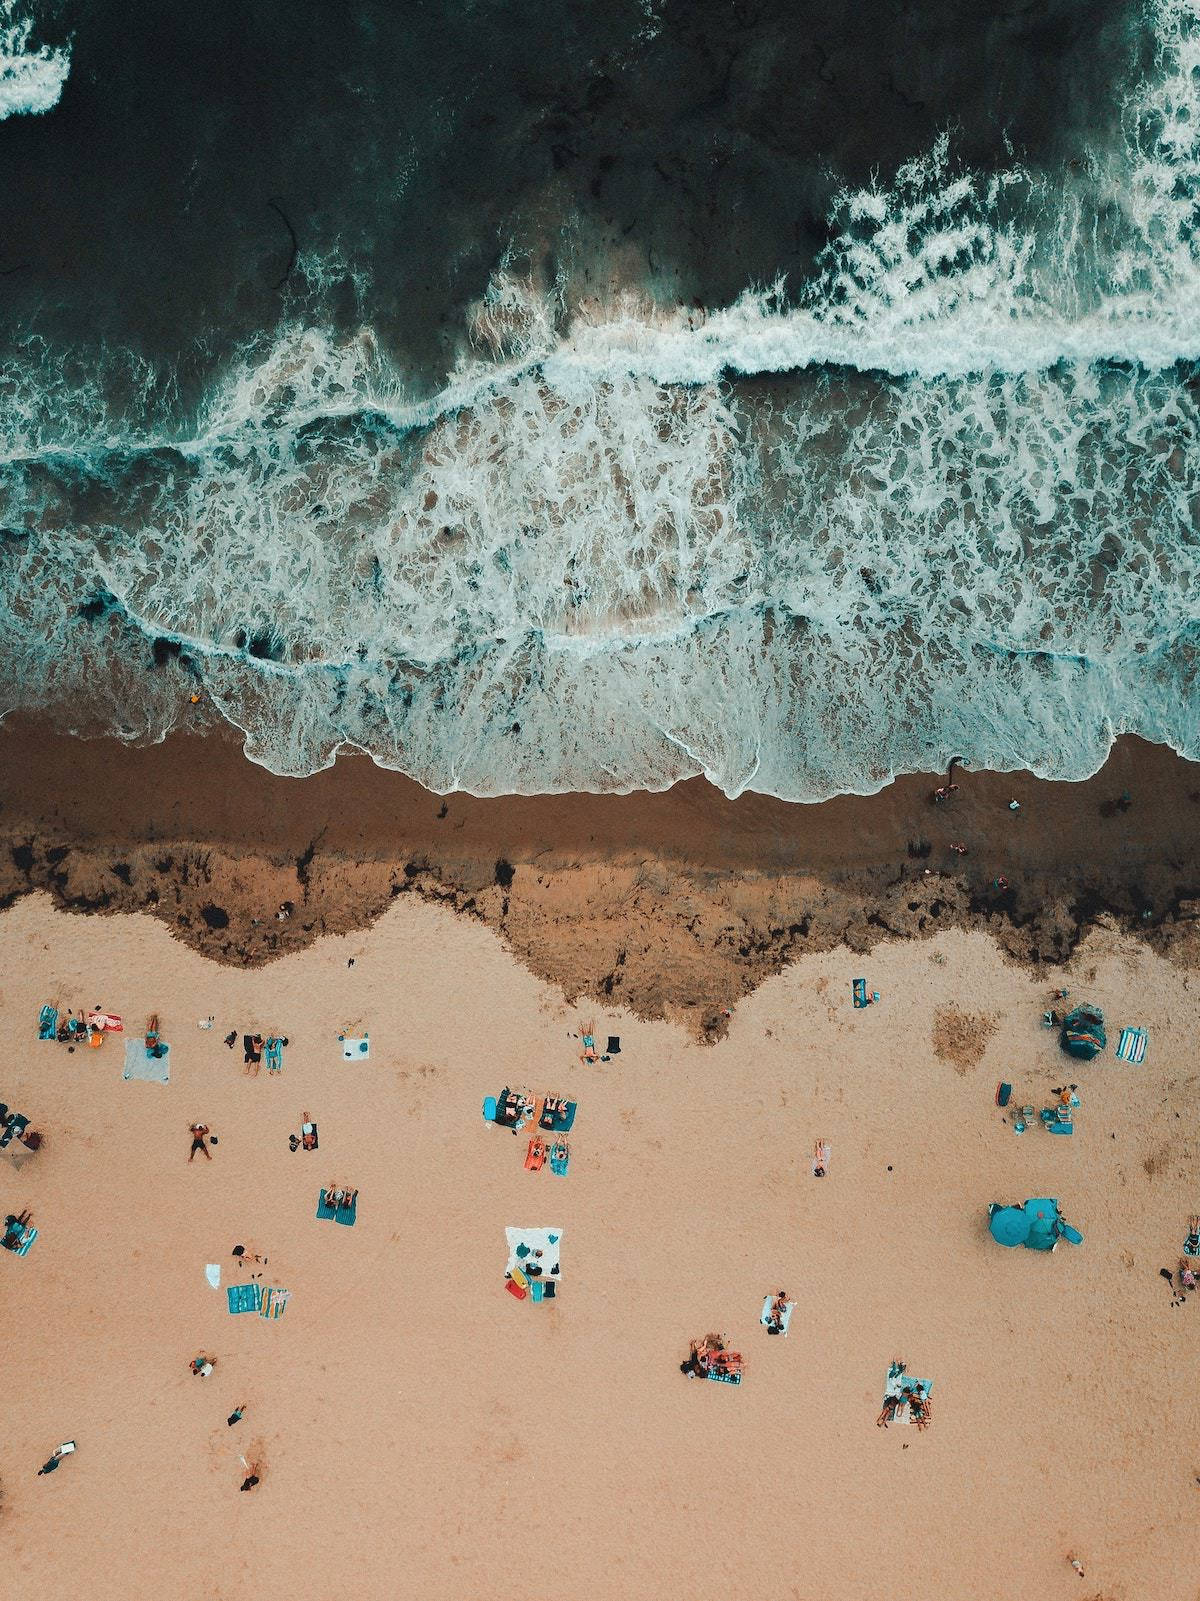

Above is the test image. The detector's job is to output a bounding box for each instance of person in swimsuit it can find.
[188,1123,212,1161]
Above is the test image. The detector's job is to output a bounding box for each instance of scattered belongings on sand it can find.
[317,1186,358,1225]
[289,1113,318,1152]
[680,1332,742,1384]
[39,1004,123,1049]
[1060,1004,1106,1060]
[760,1291,794,1336]
[988,1199,1083,1251]
[0,1103,38,1162]
[338,1032,369,1061]
[877,1361,932,1429]
[1116,1026,1148,1064]
[504,1227,561,1303]
[189,1355,216,1378]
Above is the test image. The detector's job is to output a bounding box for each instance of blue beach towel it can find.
[38,1005,58,1040]
[264,1037,284,1072]
[1116,1027,1148,1064]
[335,1196,357,1227]
[760,1295,795,1336]
[852,979,868,1008]
[226,1283,262,1315]
[549,1145,570,1177]
[13,1225,37,1257]
[123,1038,170,1083]
[316,1190,338,1221]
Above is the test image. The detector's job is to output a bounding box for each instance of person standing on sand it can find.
[188,1123,212,1161]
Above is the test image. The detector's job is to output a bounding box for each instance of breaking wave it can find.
[1,0,1199,798]
[0,0,70,120]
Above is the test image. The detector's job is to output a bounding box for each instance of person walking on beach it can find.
[37,1442,74,1476]
[188,1123,212,1162]
[227,1404,246,1427]
[1068,1556,1086,1578]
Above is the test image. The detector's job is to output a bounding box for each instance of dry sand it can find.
[1,891,1197,1601]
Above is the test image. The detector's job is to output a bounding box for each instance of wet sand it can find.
[2,723,1200,1035]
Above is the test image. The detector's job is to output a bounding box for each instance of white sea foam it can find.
[1,0,1199,797]
[0,1,70,120]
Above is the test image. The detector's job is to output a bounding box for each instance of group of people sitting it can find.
[680,1332,743,1382]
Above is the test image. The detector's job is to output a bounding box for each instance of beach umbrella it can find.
[989,1206,1030,1247]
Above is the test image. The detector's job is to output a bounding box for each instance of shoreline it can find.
[2,721,1199,1033]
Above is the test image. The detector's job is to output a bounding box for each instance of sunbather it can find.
[767,1290,790,1331]
[813,1139,830,1178]
[190,1355,215,1377]
[1180,1259,1197,1292]
[145,1014,160,1052]
[2,1208,32,1250]
[578,1021,600,1064]
[1185,1215,1200,1255]
[301,1114,317,1151]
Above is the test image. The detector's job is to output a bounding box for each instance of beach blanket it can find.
[335,1195,357,1226]
[259,1285,290,1319]
[760,1296,795,1336]
[340,1035,369,1061]
[852,978,868,1008]
[227,1283,262,1315]
[13,1225,37,1257]
[505,1226,561,1290]
[123,1038,170,1083]
[37,1004,58,1040]
[884,1361,932,1423]
[549,1143,570,1177]
[206,1263,221,1289]
[264,1038,284,1072]
[316,1190,339,1221]
[1116,1027,1148,1064]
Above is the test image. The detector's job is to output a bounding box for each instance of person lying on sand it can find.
[2,1208,32,1250]
[768,1291,790,1330]
[188,1124,212,1162]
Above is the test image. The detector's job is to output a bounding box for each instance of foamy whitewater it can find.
[1,0,1199,798]
[0,1,69,121]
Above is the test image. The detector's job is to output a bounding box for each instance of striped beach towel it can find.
[14,1225,37,1257]
[1116,1027,1148,1064]
[259,1286,290,1319]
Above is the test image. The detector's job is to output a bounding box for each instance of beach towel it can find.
[227,1283,262,1315]
[335,1195,357,1226]
[549,1142,570,1177]
[539,1097,576,1133]
[37,1004,58,1040]
[505,1226,561,1288]
[316,1190,339,1221]
[760,1296,795,1336]
[87,1011,123,1032]
[340,1035,369,1061]
[205,1263,221,1289]
[1116,1027,1148,1064]
[259,1285,290,1319]
[525,1137,547,1172]
[482,1096,498,1122]
[123,1038,170,1083]
[264,1038,284,1072]
[13,1225,37,1257]
[529,1279,545,1303]
[852,978,868,1008]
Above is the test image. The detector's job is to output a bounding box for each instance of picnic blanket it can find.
[123,1039,170,1083]
[339,1035,369,1061]
[264,1037,284,1072]
[227,1283,263,1314]
[505,1226,561,1290]
[1116,1027,1148,1064]
[760,1296,795,1336]
[37,1005,58,1040]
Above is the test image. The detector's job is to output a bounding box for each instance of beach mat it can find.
[206,1263,221,1289]
[227,1283,262,1314]
[340,1036,369,1061]
[37,1004,58,1040]
[14,1225,37,1257]
[852,978,868,1008]
[335,1197,357,1226]
[316,1190,338,1221]
[259,1285,290,1319]
[123,1039,170,1083]
[760,1296,795,1336]
[1116,1027,1148,1064]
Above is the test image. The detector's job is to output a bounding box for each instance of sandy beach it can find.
[1,886,1197,1600]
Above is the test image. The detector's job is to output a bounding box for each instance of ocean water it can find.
[0,0,1198,798]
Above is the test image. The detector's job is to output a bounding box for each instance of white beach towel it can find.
[340,1035,369,1061]
[123,1039,170,1083]
[760,1296,795,1336]
[205,1264,221,1289]
[505,1226,562,1281]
